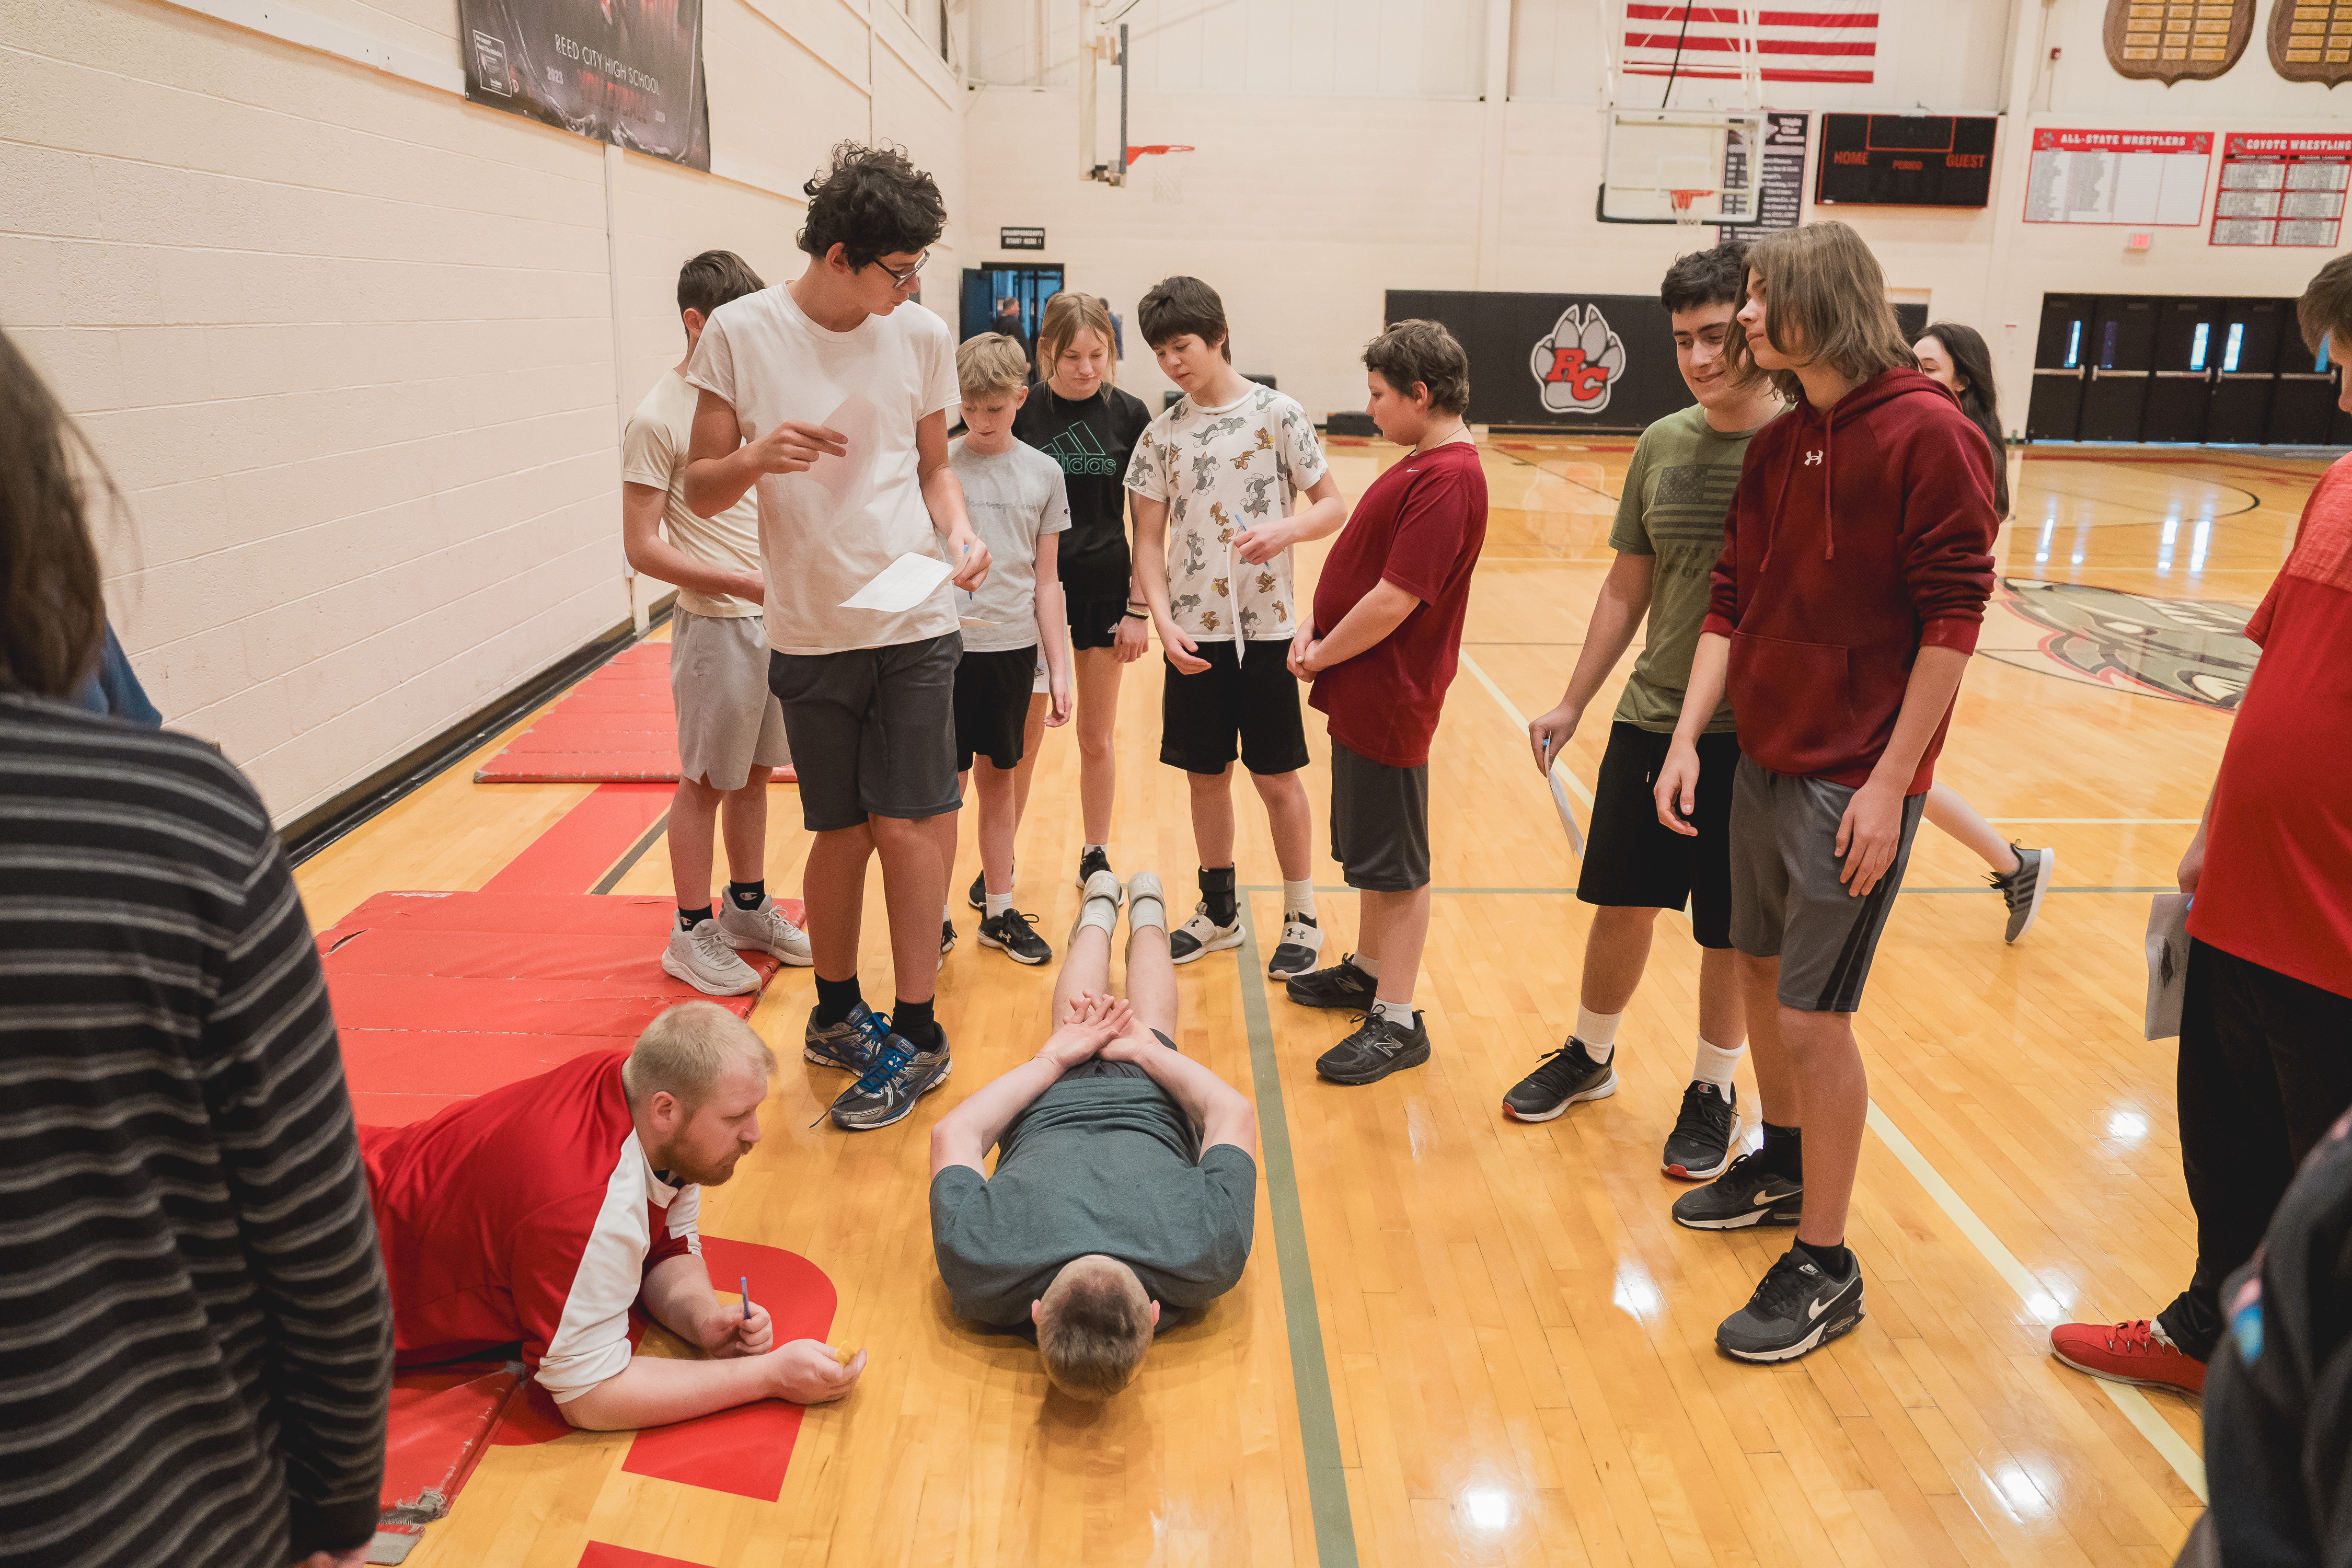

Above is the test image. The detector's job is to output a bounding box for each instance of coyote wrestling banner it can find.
[460,0,710,169]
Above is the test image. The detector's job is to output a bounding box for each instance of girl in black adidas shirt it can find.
[1009,291,1152,893]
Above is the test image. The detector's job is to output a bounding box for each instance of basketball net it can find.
[1669,189,1714,227]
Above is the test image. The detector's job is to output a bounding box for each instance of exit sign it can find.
[1000,226,1045,250]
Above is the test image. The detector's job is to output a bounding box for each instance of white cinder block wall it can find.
[2,0,963,827]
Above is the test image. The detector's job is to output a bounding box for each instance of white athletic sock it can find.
[1353,952,1382,979]
[943,899,953,922]
[1083,843,1108,858]
[1692,1034,1744,1095]
[1078,894,1120,937]
[986,892,1013,919]
[1575,1005,1623,1065]
[1282,878,1316,920]
[1371,998,1416,1028]
[1131,889,1166,931]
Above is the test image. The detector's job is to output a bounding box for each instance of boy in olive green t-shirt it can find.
[1505,244,1786,1193]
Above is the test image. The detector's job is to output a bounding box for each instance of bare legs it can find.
[803,814,947,1004]
[666,767,773,908]
[1184,765,1312,883]
[1730,952,1860,1245]
[1049,894,1175,1042]
[1073,648,1121,848]
[1923,782,2019,874]
[1575,903,1749,1047]
[1355,886,1432,1007]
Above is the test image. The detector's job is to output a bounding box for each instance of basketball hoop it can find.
[1669,189,1715,226]
[1126,144,1195,162]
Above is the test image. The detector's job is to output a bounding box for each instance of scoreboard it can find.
[1815,114,2000,208]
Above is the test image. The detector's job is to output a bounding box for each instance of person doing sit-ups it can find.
[927,869,1259,1400]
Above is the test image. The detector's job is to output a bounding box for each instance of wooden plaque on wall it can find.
[2104,0,2254,83]
[2270,0,2352,84]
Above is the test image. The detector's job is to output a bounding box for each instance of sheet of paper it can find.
[1547,767,1586,858]
[841,552,952,614]
[2143,892,2190,1040]
[804,394,878,516]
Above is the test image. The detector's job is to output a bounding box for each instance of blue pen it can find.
[740,1275,752,1323]
[961,543,974,602]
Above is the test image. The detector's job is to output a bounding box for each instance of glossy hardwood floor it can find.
[295,440,2326,1568]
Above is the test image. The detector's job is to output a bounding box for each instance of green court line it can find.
[1233,911,1360,1568]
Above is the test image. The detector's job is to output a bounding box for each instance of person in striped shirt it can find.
[0,325,394,1568]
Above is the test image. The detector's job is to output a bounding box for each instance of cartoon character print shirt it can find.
[1124,384,1329,645]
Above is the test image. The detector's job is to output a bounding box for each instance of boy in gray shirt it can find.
[947,334,1073,965]
[927,868,1258,1400]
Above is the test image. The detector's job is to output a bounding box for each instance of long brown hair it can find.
[1726,222,1915,403]
[1035,291,1120,387]
[1920,320,2009,518]
[0,327,106,698]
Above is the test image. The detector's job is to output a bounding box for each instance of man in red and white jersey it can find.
[362,1002,863,1429]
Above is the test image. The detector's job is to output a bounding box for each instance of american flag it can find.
[1622,3,1878,85]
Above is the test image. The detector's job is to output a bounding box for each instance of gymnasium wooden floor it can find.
[295,439,2324,1568]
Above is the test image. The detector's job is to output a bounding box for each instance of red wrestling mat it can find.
[474,643,799,785]
[319,891,798,1126]
[579,1546,713,1567]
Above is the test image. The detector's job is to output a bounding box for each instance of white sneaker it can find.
[1168,902,1244,964]
[718,895,813,967]
[663,919,762,995]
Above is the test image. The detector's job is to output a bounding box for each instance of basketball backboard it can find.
[1599,110,1768,225]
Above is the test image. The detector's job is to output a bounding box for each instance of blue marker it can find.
[740,1276,752,1323]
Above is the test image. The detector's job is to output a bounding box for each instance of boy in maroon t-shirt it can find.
[1285,321,1489,1083]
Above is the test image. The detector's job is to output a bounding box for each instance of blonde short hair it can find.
[1035,1257,1153,1400]
[1035,291,1120,386]
[622,1001,776,1108]
[956,333,1028,399]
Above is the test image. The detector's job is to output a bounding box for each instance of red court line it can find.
[481,783,674,895]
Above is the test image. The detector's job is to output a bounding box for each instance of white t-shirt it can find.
[949,437,1070,655]
[1123,384,1328,644]
[686,287,962,655]
[620,370,763,619]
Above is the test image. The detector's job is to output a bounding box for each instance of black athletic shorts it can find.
[1330,740,1431,892]
[953,644,1038,773]
[1577,722,1740,950]
[1067,597,1128,652]
[767,633,962,833]
[1159,640,1310,777]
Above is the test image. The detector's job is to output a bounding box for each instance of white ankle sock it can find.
[1575,1005,1622,1065]
[985,891,1013,919]
[1692,1034,1744,1094]
[1371,998,1416,1028]
[1353,952,1382,979]
[942,899,953,921]
[1083,843,1108,858]
[1282,878,1316,920]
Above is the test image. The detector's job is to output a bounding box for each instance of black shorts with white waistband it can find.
[1158,640,1310,777]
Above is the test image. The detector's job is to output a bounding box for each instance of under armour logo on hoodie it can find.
[1804,449,1824,466]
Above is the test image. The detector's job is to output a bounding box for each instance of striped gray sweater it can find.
[0,694,391,1566]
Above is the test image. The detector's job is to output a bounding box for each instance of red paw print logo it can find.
[1530,305,1627,416]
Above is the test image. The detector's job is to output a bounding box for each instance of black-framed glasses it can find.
[875,250,930,287]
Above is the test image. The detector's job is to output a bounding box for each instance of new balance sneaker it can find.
[1992,844,2053,944]
[1286,954,1377,1011]
[1500,1037,1617,1122]
[1169,903,1243,964]
[1670,1150,1803,1229]
[941,918,957,956]
[1267,914,1324,979]
[662,919,762,996]
[979,907,1053,965]
[718,895,813,967]
[1075,846,1122,902]
[1316,1010,1432,1085]
[2048,1319,2207,1394]
[828,1022,951,1132]
[1715,1246,1865,1362]
[1662,1081,1740,1180]
[803,1000,889,1075]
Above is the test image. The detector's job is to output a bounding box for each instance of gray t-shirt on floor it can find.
[928,1077,1257,1329]
[949,437,1070,654]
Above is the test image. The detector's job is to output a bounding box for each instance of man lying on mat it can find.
[928,870,1259,1399]
[362,1002,861,1428]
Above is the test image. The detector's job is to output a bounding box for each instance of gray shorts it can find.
[1329,740,1430,892]
[766,633,963,832]
[1728,755,1925,1014]
[672,610,791,791]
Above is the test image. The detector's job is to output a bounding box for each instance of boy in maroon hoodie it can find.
[1653,222,1997,1364]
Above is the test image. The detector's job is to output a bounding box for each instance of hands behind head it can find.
[1036,991,1134,1070]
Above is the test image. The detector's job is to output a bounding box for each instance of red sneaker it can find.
[2049,1319,2206,1394]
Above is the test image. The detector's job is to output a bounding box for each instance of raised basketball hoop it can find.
[1669,189,1715,226]
[1126,144,1195,162]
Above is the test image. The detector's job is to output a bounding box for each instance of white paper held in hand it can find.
[841,553,953,614]
[2143,892,2190,1041]
[1548,767,1586,858]
[804,395,878,515]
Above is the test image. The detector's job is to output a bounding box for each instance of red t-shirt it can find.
[2187,455,2352,998]
[1308,441,1488,768]
[360,1052,701,1401]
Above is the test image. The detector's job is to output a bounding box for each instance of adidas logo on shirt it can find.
[1041,424,1122,476]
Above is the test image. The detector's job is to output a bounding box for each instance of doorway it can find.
[2028,292,2342,444]
[960,264,1066,369]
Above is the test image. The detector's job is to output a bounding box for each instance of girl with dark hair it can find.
[1915,321,2010,517]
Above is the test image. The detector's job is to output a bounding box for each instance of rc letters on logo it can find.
[1529,305,1627,417]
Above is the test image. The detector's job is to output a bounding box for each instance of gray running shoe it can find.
[1286,954,1377,1011]
[803,1000,887,1075]
[1671,1150,1803,1230]
[828,1020,951,1132]
[1316,1010,1432,1085]
[662,919,761,996]
[1991,844,2053,944]
[719,895,813,967]
[1715,1246,1865,1363]
[1500,1037,1617,1122]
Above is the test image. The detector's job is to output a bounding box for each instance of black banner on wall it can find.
[460,0,710,169]
[1387,291,1691,432]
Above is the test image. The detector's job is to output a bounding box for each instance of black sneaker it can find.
[828,1021,951,1132]
[1075,846,1122,902]
[1662,1081,1740,1180]
[1670,1150,1803,1230]
[1285,954,1377,1011]
[978,907,1053,965]
[803,1000,886,1075]
[1991,843,2053,944]
[1715,1246,1865,1362]
[1316,1010,1431,1085]
[941,918,957,956]
[1500,1037,1617,1122]
[1267,914,1323,979]
[967,870,987,911]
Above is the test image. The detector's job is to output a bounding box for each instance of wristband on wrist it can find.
[1123,609,1149,621]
